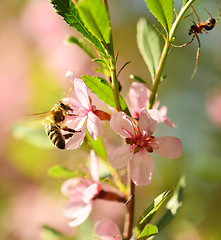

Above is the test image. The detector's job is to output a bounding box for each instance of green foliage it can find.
[66,35,96,59]
[48,165,77,178]
[137,190,172,233]
[12,124,53,149]
[41,225,73,240]
[81,75,130,114]
[137,18,161,82]
[50,0,106,56]
[156,176,186,231]
[77,0,111,44]
[86,132,108,160]
[145,0,174,33]
[138,224,158,239]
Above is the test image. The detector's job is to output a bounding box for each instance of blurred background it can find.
[1,0,221,239]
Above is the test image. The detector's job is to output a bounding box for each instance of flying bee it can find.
[172,0,221,79]
[35,101,80,149]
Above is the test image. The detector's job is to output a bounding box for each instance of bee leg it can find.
[63,133,74,139]
[60,125,81,133]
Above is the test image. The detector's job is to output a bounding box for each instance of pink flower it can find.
[61,151,101,227]
[128,82,176,127]
[108,110,182,185]
[206,89,221,127]
[95,219,135,240]
[62,72,110,149]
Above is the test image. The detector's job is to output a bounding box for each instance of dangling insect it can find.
[173,0,221,79]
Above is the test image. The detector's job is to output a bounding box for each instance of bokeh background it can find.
[1,0,221,239]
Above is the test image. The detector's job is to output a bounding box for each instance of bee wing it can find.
[22,112,51,127]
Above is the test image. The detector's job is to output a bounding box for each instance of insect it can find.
[173,1,221,79]
[37,101,80,149]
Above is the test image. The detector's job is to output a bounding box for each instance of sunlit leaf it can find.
[66,35,96,59]
[145,0,174,33]
[156,176,186,231]
[12,124,53,149]
[86,132,107,160]
[81,75,130,114]
[77,0,111,44]
[138,224,158,239]
[137,190,172,232]
[50,0,106,56]
[137,18,161,82]
[48,165,77,178]
[41,225,73,240]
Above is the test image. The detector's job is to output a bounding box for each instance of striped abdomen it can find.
[45,123,65,149]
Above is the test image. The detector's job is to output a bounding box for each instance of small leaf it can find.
[48,165,77,178]
[66,35,96,59]
[12,124,53,149]
[77,0,111,44]
[137,190,172,232]
[137,18,161,82]
[156,176,186,231]
[81,75,130,114]
[41,225,73,240]
[86,132,108,160]
[138,224,158,239]
[117,61,131,77]
[50,0,106,56]
[129,74,149,85]
[145,0,174,33]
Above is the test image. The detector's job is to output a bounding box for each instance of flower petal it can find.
[74,78,90,109]
[129,82,150,118]
[139,109,158,136]
[95,220,122,240]
[108,145,133,169]
[67,203,92,227]
[152,136,182,159]
[87,111,103,140]
[130,149,154,185]
[66,125,86,149]
[82,183,100,204]
[110,112,136,138]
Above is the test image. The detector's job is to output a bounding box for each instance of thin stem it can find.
[123,163,135,239]
[148,0,195,109]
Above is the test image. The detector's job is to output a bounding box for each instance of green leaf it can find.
[48,165,77,178]
[12,124,53,149]
[66,35,96,59]
[129,74,149,85]
[117,61,131,77]
[145,0,174,33]
[137,18,161,82]
[50,0,106,56]
[138,224,158,239]
[81,75,130,114]
[156,176,186,231]
[41,225,73,240]
[86,132,107,160]
[137,190,172,232]
[77,0,111,44]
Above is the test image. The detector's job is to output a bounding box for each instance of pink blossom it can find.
[108,110,182,185]
[62,72,110,149]
[95,219,135,240]
[61,151,101,227]
[206,89,221,127]
[128,82,176,127]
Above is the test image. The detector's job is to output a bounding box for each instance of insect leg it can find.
[172,34,195,48]
[191,5,201,25]
[60,125,81,133]
[216,0,221,25]
[191,33,201,79]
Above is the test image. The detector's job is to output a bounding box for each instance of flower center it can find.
[125,135,154,153]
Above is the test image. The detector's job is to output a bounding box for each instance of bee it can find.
[38,101,80,149]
